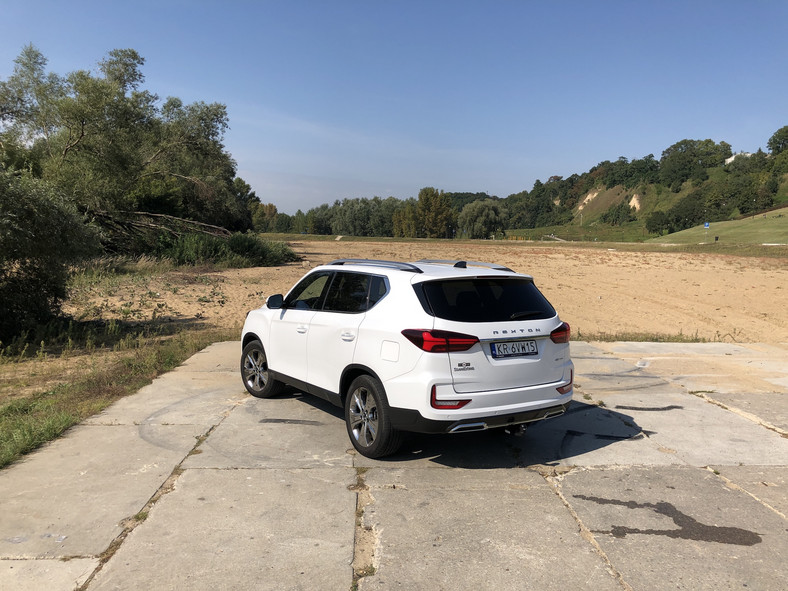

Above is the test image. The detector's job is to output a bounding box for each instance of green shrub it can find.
[0,173,100,341]
[158,232,297,267]
[162,233,229,265]
[227,232,298,266]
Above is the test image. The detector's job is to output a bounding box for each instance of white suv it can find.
[241,259,573,458]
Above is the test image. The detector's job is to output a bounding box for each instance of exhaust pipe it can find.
[448,405,567,435]
[449,422,488,434]
[542,407,566,420]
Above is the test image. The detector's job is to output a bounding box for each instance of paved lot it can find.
[1,340,787,590]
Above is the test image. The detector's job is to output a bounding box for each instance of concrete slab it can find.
[83,370,245,427]
[587,341,788,433]
[596,388,788,466]
[592,341,757,357]
[84,349,245,428]
[571,342,668,393]
[176,340,240,373]
[359,468,621,590]
[712,465,788,517]
[562,465,788,590]
[0,558,96,591]
[0,424,201,558]
[184,393,353,469]
[702,390,788,432]
[89,468,355,591]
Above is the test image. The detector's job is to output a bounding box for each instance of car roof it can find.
[318,259,534,281]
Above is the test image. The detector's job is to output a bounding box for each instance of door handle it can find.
[296,325,308,334]
[341,331,356,342]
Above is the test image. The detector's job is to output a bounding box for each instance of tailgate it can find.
[438,320,566,394]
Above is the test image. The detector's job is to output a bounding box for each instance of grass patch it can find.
[488,204,788,254]
[0,328,232,469]
[573,330,708,343]
[649,207,788,246]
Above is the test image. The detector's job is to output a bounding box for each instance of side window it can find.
[284,272,331,310]
[368,275,388,308]
[323,272,371,313]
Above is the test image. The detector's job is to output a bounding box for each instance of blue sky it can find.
[3,1,787,214]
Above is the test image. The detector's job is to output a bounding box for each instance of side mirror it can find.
[266,294,284,309]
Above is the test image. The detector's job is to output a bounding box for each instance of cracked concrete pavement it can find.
[1,340,786,590]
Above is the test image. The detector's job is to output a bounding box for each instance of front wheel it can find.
[241,340,284,398]
[345,375,402,458]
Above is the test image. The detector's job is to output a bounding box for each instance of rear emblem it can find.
[454,362,475,372]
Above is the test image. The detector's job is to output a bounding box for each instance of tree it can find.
[417,187,455,238]
[457,199,508,238]
[668,193,706,231]
[767,125,788,155]
[504,179,571,229]
[645,211,671,235]
[305,203,334,234]
[251,202,278,232]
[331,198,373,236]
[445,191,495,212]
[0,44,65,143]
[0,172,99,339]
[392,198,419,238]
[659,139,732,191]
[272,212,293,233]
[1,45,250,232]
[600,200,636,226]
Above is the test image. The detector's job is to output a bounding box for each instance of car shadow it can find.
[384,401,645,469]
[285,391,644,469]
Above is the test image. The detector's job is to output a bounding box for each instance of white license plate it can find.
[490,340,538,358]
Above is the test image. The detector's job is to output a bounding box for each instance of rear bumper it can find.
[388,402,570,434]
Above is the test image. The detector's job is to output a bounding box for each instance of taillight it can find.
[550,322,571,344]
[556,369,573,394]
[430,385,471,409]
[402,329,479,352]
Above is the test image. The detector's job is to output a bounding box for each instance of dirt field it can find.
[65,239,788,344]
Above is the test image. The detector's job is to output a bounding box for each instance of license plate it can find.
[490,340,538,358]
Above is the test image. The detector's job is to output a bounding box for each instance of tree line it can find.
[253,128,788,239]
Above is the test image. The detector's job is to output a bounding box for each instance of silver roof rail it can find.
[415,259,515,273]
[327,259,423,273]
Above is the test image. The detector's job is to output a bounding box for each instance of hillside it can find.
[504,168,788,244]
[649,206,788,245]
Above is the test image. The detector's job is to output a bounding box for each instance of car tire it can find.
[241,340,284,398]
[345,375,402,458]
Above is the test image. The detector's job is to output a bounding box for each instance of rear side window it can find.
[420,278,555,322]
[322,272,388,313]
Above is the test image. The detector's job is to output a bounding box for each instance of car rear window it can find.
[419,278,556,322]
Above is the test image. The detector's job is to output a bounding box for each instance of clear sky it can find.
[3,1,787,214]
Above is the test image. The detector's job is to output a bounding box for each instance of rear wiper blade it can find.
[510,311,543,320]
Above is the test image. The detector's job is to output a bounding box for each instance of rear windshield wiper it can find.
[510,311,544,320]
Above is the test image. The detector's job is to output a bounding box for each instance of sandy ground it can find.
[99,239,787,345]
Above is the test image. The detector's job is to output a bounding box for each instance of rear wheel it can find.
[241,340,284,398]
[345,375,401,458]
